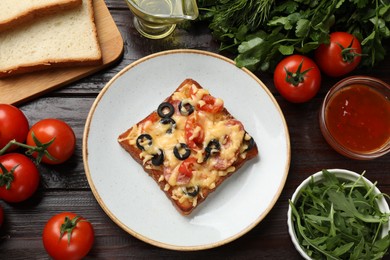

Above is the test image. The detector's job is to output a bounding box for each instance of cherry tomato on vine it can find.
[43,212,94,260]
[26,119,76,164]
[273,55,321,103]
[0,104,29,151]
[0,153,40,203]
[315,32,362,77]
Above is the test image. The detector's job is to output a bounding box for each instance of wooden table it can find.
[1,1,389,258]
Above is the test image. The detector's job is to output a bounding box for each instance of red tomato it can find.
[43,212,94,260]
[315,32,362,77]
[185,113,205,149]
[178,157,198,178]
[187,85,224,113]
[26,119,76,164]
[274,55,321,103]
[0,104,29,151]
[0,153,40,203]
[198,94,224,113]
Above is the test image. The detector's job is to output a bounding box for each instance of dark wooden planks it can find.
[1,0,389,258]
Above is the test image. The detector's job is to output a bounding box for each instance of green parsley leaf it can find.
[195,0,390,72]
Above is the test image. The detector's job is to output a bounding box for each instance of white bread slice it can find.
[0,0,82,32]
[0,0,102,78]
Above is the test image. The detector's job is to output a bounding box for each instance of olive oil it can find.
[134,0,173,16]
[125,0,198,39]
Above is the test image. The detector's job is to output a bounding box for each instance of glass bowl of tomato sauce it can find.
[319,76,390,160]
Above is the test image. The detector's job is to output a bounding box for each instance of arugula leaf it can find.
[328,190,385,223]
[290,170,390,259]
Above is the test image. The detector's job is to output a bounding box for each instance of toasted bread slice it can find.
[0,0,101,78]
[118,79,258,215]
[0,0,82,32]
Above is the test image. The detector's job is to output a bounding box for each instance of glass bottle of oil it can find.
[125,0,198,39]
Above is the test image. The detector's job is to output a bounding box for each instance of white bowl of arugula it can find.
[287,169,390,259]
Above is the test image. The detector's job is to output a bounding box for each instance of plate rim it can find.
[82,49,291,251]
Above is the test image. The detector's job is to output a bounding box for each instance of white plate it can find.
[83,49,291,250]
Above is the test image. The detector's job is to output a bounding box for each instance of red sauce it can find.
[325,84,390,153]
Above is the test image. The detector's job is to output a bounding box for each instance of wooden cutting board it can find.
[0,0,124,105]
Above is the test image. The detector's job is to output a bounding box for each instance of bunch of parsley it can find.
[196,0,390,72]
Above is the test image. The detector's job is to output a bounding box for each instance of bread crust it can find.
[0,0,82,33]
[0,59,102,78]
[118,79,258,215]
[0,0,102,78]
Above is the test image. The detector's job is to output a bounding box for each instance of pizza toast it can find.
[118,79,258,215]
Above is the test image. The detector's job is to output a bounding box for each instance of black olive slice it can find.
[204,139,221,161]
[151,149,164,166]
[136,134,152,151]
[178,100,194,116]
[160,117,176,134]
[173,143,191,160]
[157,102,174,118]
[182,186,199,197]
[244,133,255,152]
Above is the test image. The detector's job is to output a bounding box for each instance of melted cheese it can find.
[121,81,250,202]
[191,169,218,188]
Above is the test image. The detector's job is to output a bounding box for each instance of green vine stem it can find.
[0,134,57,164]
